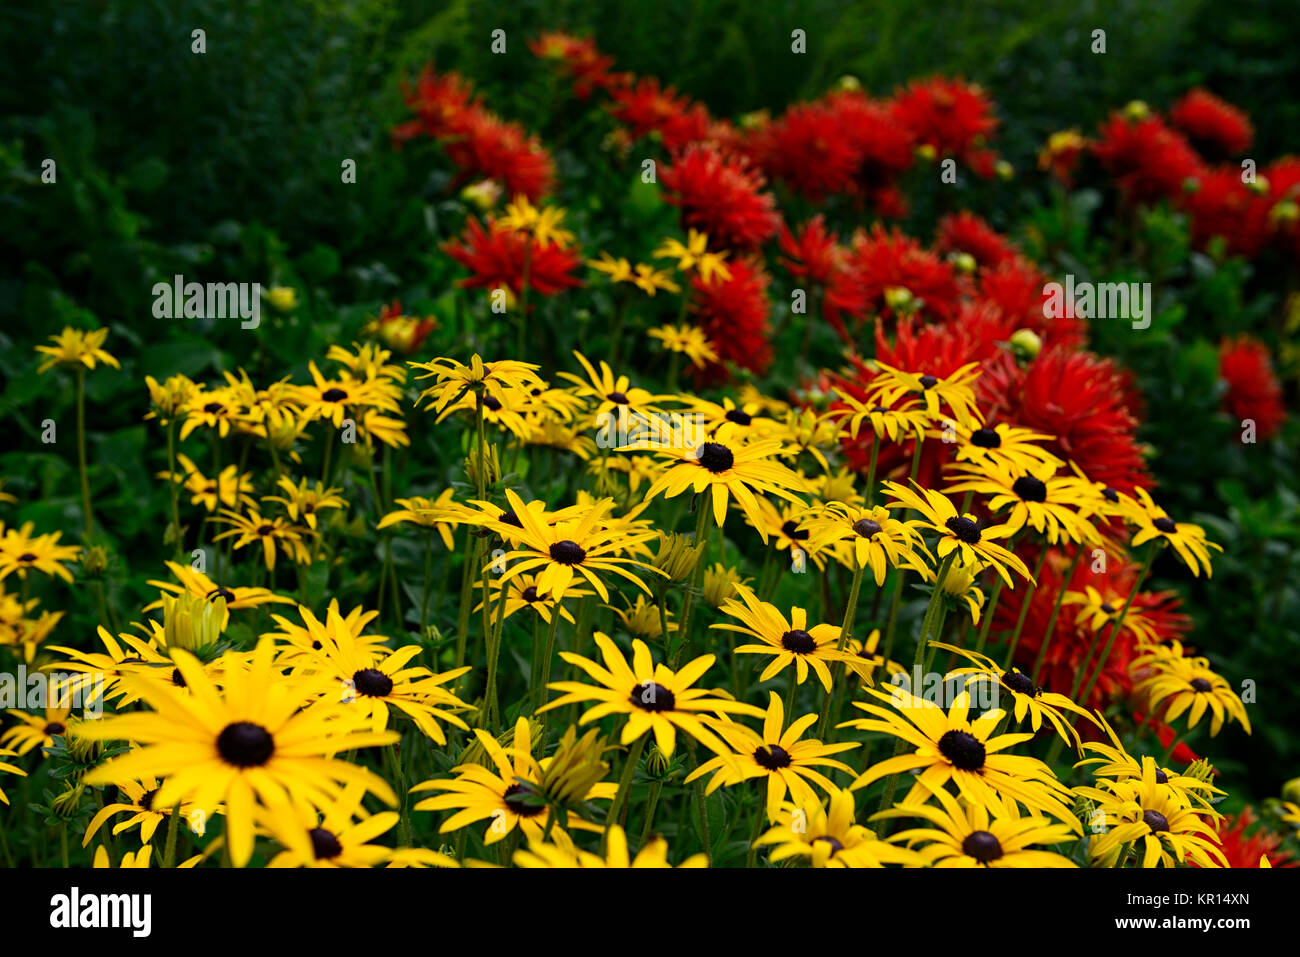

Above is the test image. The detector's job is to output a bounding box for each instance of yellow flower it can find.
[498,195,575,247]
[1128,487,1222,577]
[35,326,121,374]
[647,324,718,368]
[753,788,922,868]
[0,521,82,583]
[653,229,732,283]
[265,286,298,312]
[514,824,706,868]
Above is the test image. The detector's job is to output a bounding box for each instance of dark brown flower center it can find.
[309,827,343,859]
[207,586,237,603]
[780,629,818,654]
[17,553,37,563]
[918,374,939,389]
[1190,677,1213,693]
[814,836,844,854]
[1002,670,1037,696]
[549,540,587,565]
[521,586,540,603]
[1143,810,1170,833]
[1012,476,1047,503]
[629,680,675,712]
[1153,517,1178,534]
[139,788,159,812]
[216,721,275,767]
[970,427,1001,448]
[203,402,225,415]
[352,668,393,698]
[480,394,502,411]
[171,668,187,688]
[945,515,981,544]
[608,391,630,405]
[781,520,809,541]
[725,408,753,426]
[1154,769,1169,784]
[321,388,348,403]
[753,744,792,770]
[852,518,882,538]
[937,729,985,770]
[503,783,545,817]
[257,524,274,536]
[696,442,735,473]
[46,722,66,736]
[962,830,1003,863]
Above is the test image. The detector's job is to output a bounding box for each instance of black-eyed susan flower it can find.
[950,421,1065,473]
[295,360,402,429]
[753,788,923,868]
[211,507,313,572]
[293,605,472,744]
[844,687,1080,829]
[653,229,732,283]
[746,498,829,571]
[82,772,197,848]
[803,502,933,586]
[1128,487,1222,577]
[558,350,668,419]
[411,355,544,420]
[687,692,857,820]
[944,460,1103,546]
[0,522,81,583]
[882,480,1033,587]
[1,705,71,755]
[263,785,453,868]
[868,361,984,427]
[496,489,661,602]
[635,423,808,537]
[829,392,931,443]
[80,639,399,867]
[933,642,1097,748]
[499,194,575,247]
[875,778,1077,867]
[1062,584,1163,645]
[701,562,750,608]
[475,573,590,627]
[1131,641,1250,736]
[842,628,908,685]
[647,324,718,368]
[35,326,121,374]
[712,584,853,691]
[263,476,347,531]
[1077,758,1227,868]
[1074,715,1224,814]
[514,823,707,868]
[376,490,462,548]
[157,454,256,514]
[541,632,763,757]
[265,602,391,667]
[411,717,613,845]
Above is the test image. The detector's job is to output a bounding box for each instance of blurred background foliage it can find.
[1,0,1298,799]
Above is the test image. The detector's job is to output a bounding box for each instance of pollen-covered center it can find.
[753,744,792,770]
[629,680,676,712]
[937,729,986,770]
[696,442,735,473]
[309,827,343,859]
[962,830,1003,863]
[352,668,394,698]
[1011,476,1048,503]
[852,518,883,539]
[780,629,818,654]
[549,540,587,565]
[945,515,982,544]
[970,427,1001,448]
[1143,810,1170,833]
[217,721,275,768]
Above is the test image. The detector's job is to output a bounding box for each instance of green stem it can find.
[1075,545,1158,705]
[1031,546,1084,683]
[75,368,95,538]
[604,733,646,848]
[817,561,864,739]
[1001,547,1049,671]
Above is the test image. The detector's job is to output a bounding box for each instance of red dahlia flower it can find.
[1219,336,1286,439]
[688,257,772,382]
[660,144,781,251]
[1169,88,1254,160]
[936,212,1018,271]
[890,77,999,175]
[1200,808,1297,868]
[608,77,713,151]
[1184,166,1273,258]
[779,216,845,287]
[1092,112,1204,205]
[442,217,584,299]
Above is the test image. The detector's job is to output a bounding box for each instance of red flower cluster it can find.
[659,144,781,251]
[441,217,584,299]
[1200,808,1297,868]
[890,76,1000,177]
[1219,336,1286,439]
[1170,88,1254,160]
[394,64,555,200]
[688,257,773,382]
[529,32,623,99]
